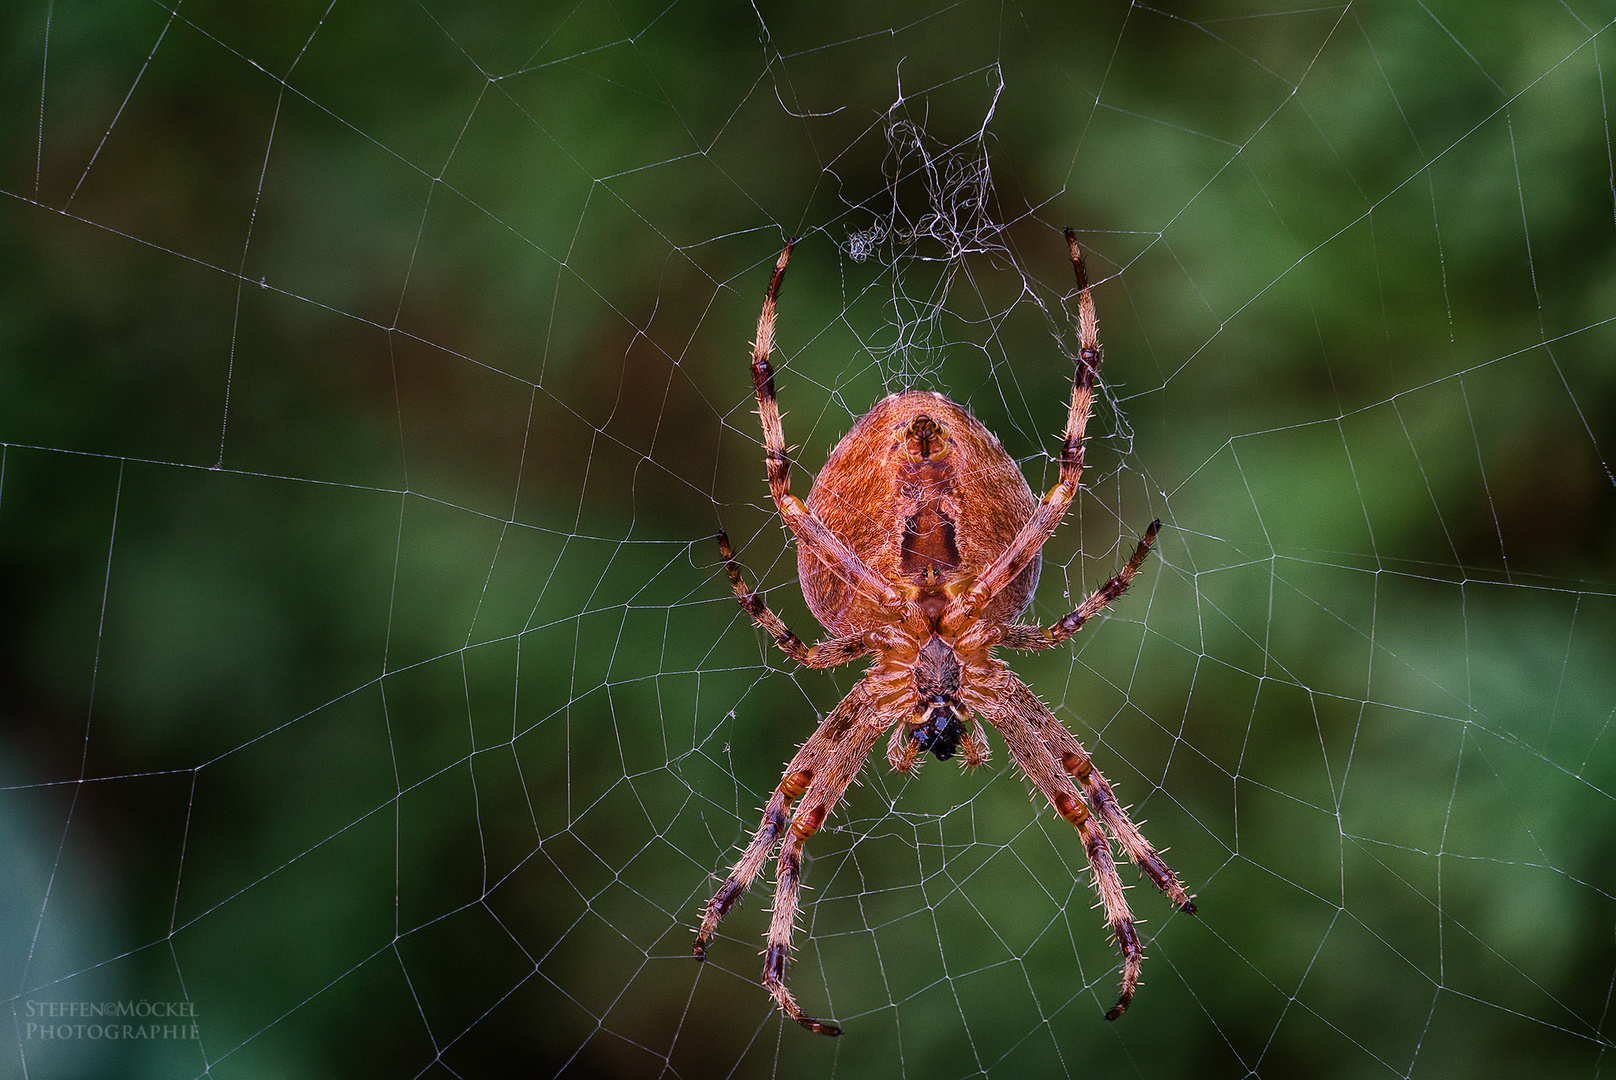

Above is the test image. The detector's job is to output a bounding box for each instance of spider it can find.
[695,230,1196,1036]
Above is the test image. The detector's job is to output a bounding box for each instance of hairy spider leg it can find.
[694,686,883,1036]
[694,692,865,956]
[997,520,1162,652]
[749,240,912,619]
[718,530,870,669]
[977,672,1149,1019]
[761,707,885,1036]
[998,673,1193,906]
[945,228,1110,628]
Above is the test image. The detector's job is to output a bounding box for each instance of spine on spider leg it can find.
[1057,355,1095,482]
[1062,748,1197,915]
[1079,821,1143,1022]
[762,831,843,1037]
[1047,520,1162,646]
[1063,226,1102,373]
[762,843,802,981]
[1054,777,1144,1021]
[717,530,810,661]
[694,771,811,958]
[1103,915,1144,1022]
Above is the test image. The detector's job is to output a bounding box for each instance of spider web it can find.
[3,2,1615,1078]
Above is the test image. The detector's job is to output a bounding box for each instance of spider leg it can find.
[977,672,1191,1019]
[695,684,885,1036]
[994,674,1195,915]
[694,690,863,955]
[749,240,911,618]
[997,520,1160,652]
[944,228,1104,627]
[979,674,1141,1019]
[718,531,869,669]
[763,710,884,1036]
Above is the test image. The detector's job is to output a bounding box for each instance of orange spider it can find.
[696,230,1195,1035]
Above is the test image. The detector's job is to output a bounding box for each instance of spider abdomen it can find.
[802,391,1040,636]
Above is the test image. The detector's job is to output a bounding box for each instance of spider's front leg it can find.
[998,674,1194,914]
[977,672,1193,1019]
[761,725,879,1037]
[695,683,886,1036]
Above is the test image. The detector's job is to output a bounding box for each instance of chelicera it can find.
[696,231,1195,1035]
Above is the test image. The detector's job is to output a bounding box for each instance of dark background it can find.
[3,2,1614,1077]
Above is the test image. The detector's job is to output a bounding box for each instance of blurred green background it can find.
[3,1,1614,1077]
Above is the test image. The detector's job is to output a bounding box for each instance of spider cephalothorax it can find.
[908,635,970,761]
[695,231,1196,1036]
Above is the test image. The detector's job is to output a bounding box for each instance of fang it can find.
[910,706,965,761]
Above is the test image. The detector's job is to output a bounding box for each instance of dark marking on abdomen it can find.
[898,458,960,577]
[901,507,959,575]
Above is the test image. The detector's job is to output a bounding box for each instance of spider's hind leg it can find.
[746,241,910,619]
[942,230,1107,627]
